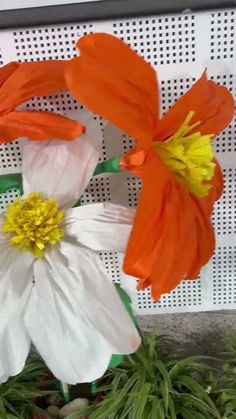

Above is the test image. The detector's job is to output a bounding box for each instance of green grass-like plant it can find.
[68,331,221,419]
[4,334,236,418]
[0,362,53,419]
[209,334,236,419]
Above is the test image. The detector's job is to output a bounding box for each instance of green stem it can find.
[93,156,121,176]
[91,380,97,398]
[0,174,23,194]
[60,381,71,404]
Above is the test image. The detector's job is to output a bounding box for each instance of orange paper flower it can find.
[66,33,234,300]
[0,60,84,143]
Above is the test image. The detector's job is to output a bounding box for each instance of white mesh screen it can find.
[0,8,235,314]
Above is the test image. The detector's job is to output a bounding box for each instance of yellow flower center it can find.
[153,111,215,197]
[3,193,65,257]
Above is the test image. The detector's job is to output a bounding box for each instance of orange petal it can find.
[187,200,215,279]
[0,60,68,114]
[149,172,218,299]
[214,160,224,202]
[0,111,84,143]
[123,151,220,301]
[0,62,19,88]
[149,182,198,300]
[123,153,171,280]
[187,163,222,278]
[66,33,159,148]
[196,160,224,218]
[155,70,234,141]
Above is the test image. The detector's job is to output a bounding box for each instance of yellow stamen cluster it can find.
[3,193,65,257]
[153,111,215,197]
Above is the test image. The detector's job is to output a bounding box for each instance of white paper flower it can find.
[0,111,140,385]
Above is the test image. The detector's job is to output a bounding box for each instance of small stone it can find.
[59,398,89,418]
[46,405,60,418]
[47,393,64,407]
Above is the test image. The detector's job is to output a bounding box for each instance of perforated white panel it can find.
[0,8,235,314]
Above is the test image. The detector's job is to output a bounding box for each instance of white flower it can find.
[0,111,140,385]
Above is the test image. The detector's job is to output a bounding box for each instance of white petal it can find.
[0,216,10,245]
[64,203,135,252]
[0,246,33,383]
[22,111,102,208]
[24,241,140,384]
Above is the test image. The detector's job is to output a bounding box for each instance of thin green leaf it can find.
[176,394,219,418]
[133,383,152,419]
[111,372,127,394]
[168,395,177,419]
[176,406,207,419]
[0,398,6,413]
[160,379,169,415]
[169,356,209,381]
[155,360,172,388]
[150,399,165,419]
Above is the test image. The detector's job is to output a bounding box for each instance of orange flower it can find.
[0,60,84,143]
[66,33,234,300]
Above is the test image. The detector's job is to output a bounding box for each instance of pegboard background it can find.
[0,8,235,314]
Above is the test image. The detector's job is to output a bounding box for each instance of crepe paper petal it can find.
[154,70,235,141]
[123,154,198,300]
[123,152,219,300]
[0,60,68,114]
[0,62,19,88]
[0,245,33,383]
[0,60,85,144]
[198,160,224,216]
[123,154,171,281]
[64,203,134,253]
[0,110,84,143]
[24,242,141,384]
[22,114,102,208]
[0,174,23,194]
[94,156,121,176]
[109,284,137,369]
[148,186,199,299]
[66,33,159,148]
[0,156,122,194]
[175,161,223,282]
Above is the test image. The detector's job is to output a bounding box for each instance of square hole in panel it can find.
[99,252,121,284]
[213,246,236,305]
[13,23,93,61]
[160,77,196,116]
[121,134,134,154]
[137,279,202,311]
[211,74,236,154]
[211,73,235,93]
[80,176,111,205]
[210,11,235,60]
[25,91,82,114]
[0,141,21,170]
[0,48,3,66]
[212,168,236,236]
[95,116,107,161]
[113,14,196,66]
[0,188,20,213]
[215,122,236,154]
[126,176,141,207]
